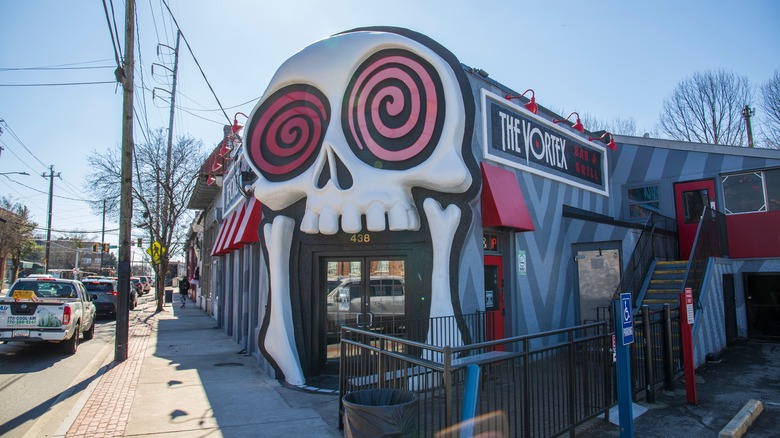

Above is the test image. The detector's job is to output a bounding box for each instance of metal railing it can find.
[613,213,678,305]
[683,207,729,305]
[339,315,612,437]
[339,308,684,436]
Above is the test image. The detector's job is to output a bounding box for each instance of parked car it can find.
[130,277,144,297]
[326,275,405,332]
[137,276,152,294]
[84,279,137,318]
[0,277,97,354]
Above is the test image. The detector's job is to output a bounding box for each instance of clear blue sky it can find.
[0,0,778,257]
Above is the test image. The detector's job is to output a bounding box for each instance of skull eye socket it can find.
[342,49,445,170]
[247,84,330,181]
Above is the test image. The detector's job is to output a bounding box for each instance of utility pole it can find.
[100,199,106,273]
[42,165,60,273]
[743,104,755,148]
[155,29,180,312]
[116,0,135,362]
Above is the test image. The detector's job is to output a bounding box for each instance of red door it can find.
[674,179,716,260]
[484,255,504,349]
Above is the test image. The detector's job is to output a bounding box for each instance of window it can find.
[627,185,660,219]
[722,169,780,214]
[682,189,709,224]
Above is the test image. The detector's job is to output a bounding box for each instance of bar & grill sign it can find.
[481,90,608,196]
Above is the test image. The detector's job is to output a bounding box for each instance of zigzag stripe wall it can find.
[693,258,733,367]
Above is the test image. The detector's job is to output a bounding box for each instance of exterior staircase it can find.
[642,260,687,307]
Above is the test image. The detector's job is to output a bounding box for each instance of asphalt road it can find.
[0,312,121,437]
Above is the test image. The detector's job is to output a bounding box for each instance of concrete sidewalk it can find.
[62,293,341,437]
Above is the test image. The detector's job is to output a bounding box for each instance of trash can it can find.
[342,388,418,438]
[164,289,173,303]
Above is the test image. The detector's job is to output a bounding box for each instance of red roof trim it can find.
[481,162,535,231]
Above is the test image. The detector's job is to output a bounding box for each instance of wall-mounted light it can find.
[505,89,538,114]
[232,112,248,135]
[206,175,216,186]
[211,158,223,172]
[219,139,232,158]
[589,132,618,150]
[553,112,584,133]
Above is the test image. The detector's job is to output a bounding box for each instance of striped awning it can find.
[210,198,263,256]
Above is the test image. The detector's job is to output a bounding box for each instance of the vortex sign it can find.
[482,90,608,196]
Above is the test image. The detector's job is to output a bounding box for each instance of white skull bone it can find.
[245,31,472,235]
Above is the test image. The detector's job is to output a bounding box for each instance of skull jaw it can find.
[261,196,461,387]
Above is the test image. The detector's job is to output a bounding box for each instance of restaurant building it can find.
[186,27,780,387]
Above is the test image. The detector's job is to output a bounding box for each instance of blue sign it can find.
[620,293,634,345]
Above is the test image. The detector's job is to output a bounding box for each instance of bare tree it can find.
[659,69,752,146]
[759,70,780,149]
[0,198,38,284]
[85,128,205,311]
[580,113,642,136]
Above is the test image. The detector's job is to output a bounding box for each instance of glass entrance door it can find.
[323,257,406,367]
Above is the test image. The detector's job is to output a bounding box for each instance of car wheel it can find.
[83,320,95,340]
[63,324,80,354]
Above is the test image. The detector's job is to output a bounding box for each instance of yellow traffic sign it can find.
[146,241,166,263]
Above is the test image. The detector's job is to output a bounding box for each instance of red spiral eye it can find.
[343,49,445,170]
[247,85,330,181]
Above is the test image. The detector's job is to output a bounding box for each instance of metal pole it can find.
[100,199,106,273]
[115,0,135,362]
[641,305,655,403]
[663,304,675,390]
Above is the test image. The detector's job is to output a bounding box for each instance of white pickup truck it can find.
[0,277,97,354]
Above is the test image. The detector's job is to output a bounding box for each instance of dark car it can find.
[84,279,137,318]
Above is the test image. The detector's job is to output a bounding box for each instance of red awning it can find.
[234,197,262,245]
[481,162,535,231]
[223,203,247,252]
[211,209,238,256]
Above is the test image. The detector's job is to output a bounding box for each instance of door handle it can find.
[367,312,374,327]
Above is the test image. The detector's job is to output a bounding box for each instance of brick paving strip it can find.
[65,308,156,438]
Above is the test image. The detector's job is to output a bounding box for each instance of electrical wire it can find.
[160,0,231,125]
[108,0,124,61]
[0,66,114,72]
[0,81,116,87]
[101,0,123,70]
[0,121,48,169]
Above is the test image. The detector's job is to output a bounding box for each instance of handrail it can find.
[613,213,678,305]
[681,206,729,305]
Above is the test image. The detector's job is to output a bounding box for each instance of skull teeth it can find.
[299,202,421,234]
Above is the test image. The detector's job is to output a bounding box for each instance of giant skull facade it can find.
[245,28,475,386]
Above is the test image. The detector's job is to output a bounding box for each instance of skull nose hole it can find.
[316,152,353,190]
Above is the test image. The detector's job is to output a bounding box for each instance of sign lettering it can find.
[482,90,608,196]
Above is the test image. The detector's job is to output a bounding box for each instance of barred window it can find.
[722,169,780,214]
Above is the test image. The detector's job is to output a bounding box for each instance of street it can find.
[0,311,121,437]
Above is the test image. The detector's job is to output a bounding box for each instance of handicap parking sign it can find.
[620,293,634,345]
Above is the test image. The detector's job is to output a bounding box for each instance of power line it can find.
[0,81,116,87]
[0,66,114,72]
[160,0,231,124]
[0,121,48,169]
[0,59,113,69]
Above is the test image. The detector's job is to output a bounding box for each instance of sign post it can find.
[613,293,635,438]
[679,288,697,405]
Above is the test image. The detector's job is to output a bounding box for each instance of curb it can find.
[718,399,763,438]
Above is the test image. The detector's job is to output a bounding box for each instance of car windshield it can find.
[10,280,75,299]
[85,283,114,292]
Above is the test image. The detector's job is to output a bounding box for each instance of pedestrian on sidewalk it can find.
[178,276,190,308]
